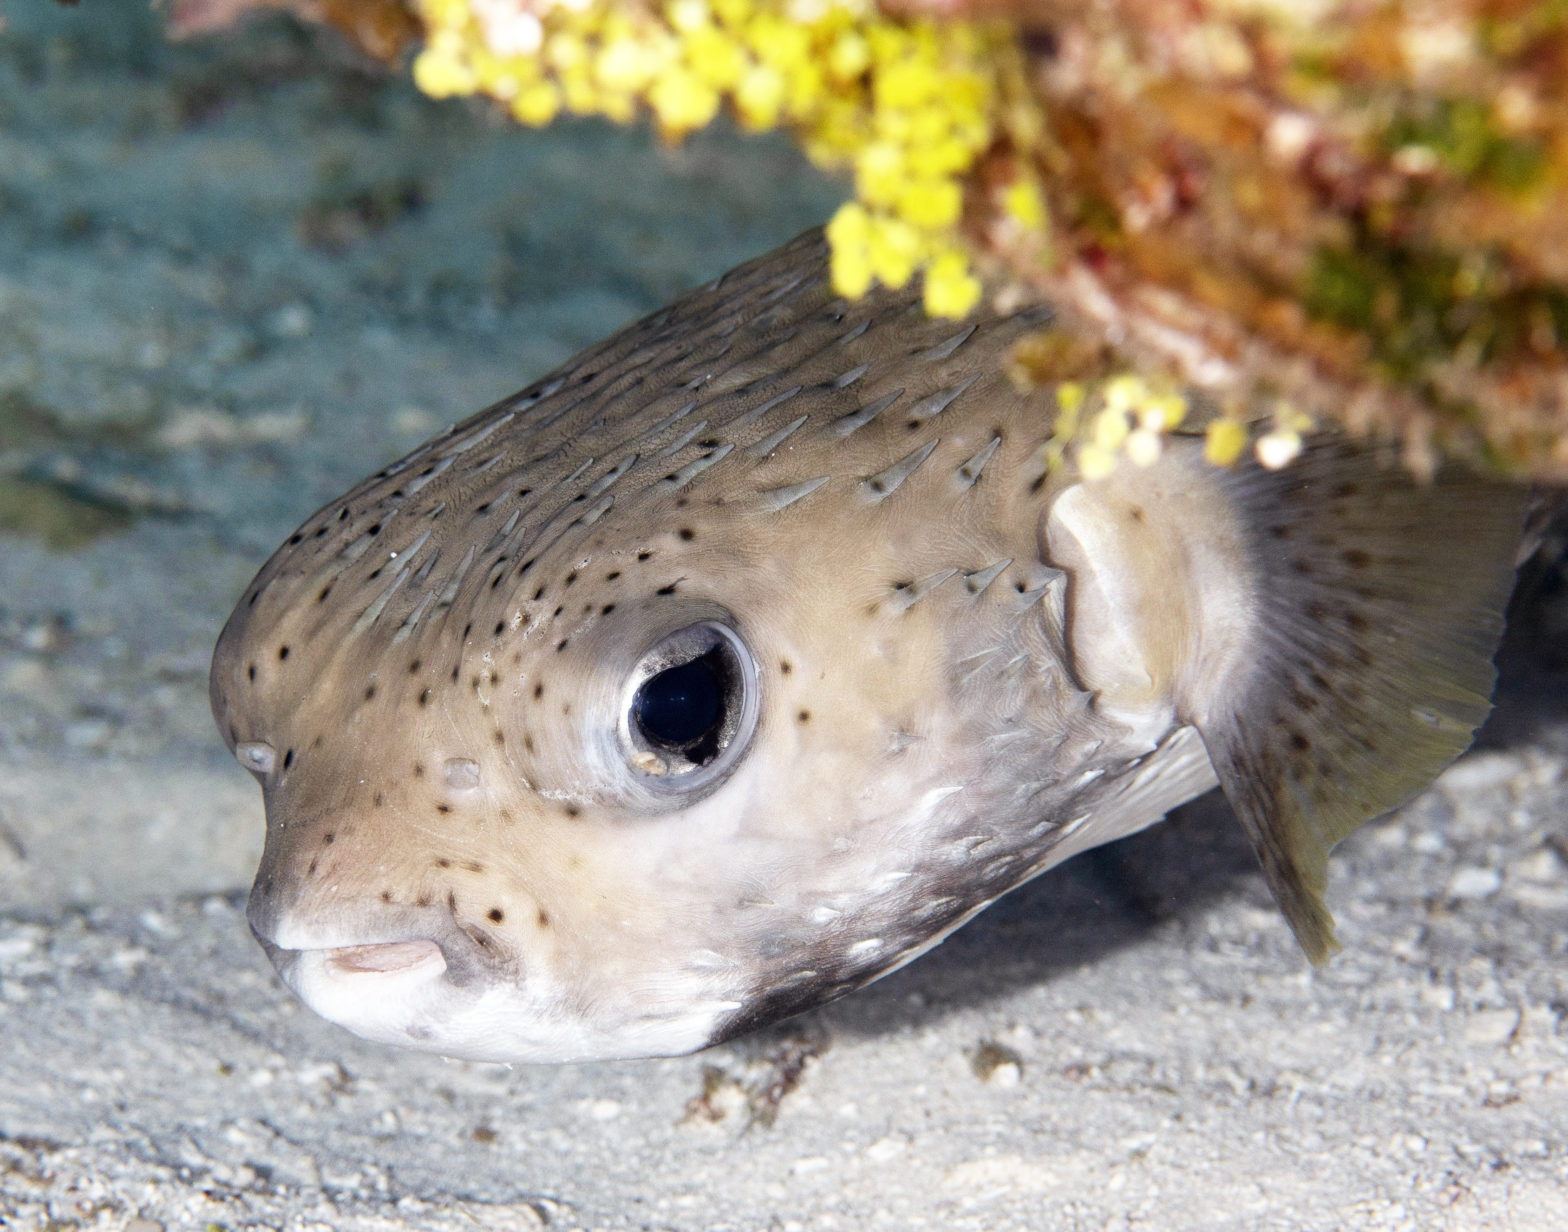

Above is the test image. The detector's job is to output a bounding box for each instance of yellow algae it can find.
[1204,419,1250,467]
[374,0,1568,479]
[511,78,563,125]
[409,0,1014,315]
[922,248,982,318]
[825,200,875,297]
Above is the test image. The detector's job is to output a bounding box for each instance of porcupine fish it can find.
[211,229,1526,1063]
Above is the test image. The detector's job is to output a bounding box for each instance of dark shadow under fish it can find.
[210,229,1526,1062]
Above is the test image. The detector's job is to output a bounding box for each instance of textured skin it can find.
[210,229,1521,1062]
[211,231,1224,1060]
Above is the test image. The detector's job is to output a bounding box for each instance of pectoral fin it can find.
[1196,438,1526,962]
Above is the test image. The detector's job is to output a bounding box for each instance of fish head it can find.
[215,226,1525,1060]
[209,311,1124,1063]
[214,477,1092,1062]
[216,233,1326,1063]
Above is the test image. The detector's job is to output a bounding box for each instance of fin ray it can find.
[1199,437,1525,962]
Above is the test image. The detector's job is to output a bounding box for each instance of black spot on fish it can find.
[282,748,295,770]
[533,683,545,700]
[780,660,792,675]
[487,908,504,924]
[797,710,811,723]
[364,684,376,701]
[436,804,452,815]
[418,688,430,706]
[247,664,256,682]
[278,645,291,661]
[601,603,616,615]
[322,832,334,845]
[537,908,551,928]
[317,585,332,603]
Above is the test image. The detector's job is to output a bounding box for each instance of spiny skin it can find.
[211,230,1523,1063]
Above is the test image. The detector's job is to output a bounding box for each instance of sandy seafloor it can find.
[0,5,1564,1230]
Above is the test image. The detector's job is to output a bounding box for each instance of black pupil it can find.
[633,646,728,761]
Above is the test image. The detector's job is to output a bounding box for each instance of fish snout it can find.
[246,875,513,1054]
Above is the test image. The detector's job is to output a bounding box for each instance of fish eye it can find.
[621,621,758,791]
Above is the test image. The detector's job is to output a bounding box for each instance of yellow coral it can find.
[409,0,1014,309]
[1204,419,1249,467]
[825,200,874,297]
[922,248,981,318]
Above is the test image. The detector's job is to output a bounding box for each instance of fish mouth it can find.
[244,882,749,1062]
[247,890,502,1054]
[263,936,463,1049]
[313,939,447,977]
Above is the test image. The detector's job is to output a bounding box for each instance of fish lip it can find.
[249,918,492,990]
[262,936,448,980]
[249,921,491,1053]
[247,886,497,992]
